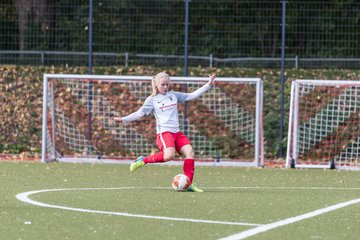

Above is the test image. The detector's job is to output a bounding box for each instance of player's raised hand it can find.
[113,116,123,123]
[208,73,216,85]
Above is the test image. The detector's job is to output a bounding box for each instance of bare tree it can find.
[13,0,52,56]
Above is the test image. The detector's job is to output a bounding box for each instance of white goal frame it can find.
[286,79,360,170]
[42,74,264,167]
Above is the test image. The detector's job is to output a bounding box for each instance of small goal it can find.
[286,79,360,170]
[42,74,264,167]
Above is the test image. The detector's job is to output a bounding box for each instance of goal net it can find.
[286,80,360,170]
[42,74,263,167]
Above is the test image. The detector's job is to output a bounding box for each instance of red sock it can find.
[144,152,165,164]
[183,159,195,183]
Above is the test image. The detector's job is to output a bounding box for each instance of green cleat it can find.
[130,156,145,172]
[187,184,204,193]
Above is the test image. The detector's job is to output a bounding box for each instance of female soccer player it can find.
[114,72,216,192]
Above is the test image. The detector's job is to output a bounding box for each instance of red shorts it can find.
[156,131,192,153]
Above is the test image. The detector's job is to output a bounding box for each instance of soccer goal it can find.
[42,74,264,167]
[286,79,360,170]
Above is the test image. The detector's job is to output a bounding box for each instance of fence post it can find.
[41,51,45,65]
[279,0,287,158]
[87,0,94,152]
[183,0,190,135]
[125,52,128,68]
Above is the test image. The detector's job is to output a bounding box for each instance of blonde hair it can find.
[151,72,170,96]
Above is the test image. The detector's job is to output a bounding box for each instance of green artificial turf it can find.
[1,161,360,240]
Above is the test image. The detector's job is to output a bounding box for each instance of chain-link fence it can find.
[0,0,359,68]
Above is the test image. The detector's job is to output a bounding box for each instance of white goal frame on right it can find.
[286,79,360,170]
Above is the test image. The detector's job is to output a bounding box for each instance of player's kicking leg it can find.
[129,151,166,172]
[187,184,204,193]
[130,156,145,172]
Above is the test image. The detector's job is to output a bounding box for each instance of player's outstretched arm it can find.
[185,73,216,101]
[113,110,146,124]
[113,96,154,124]
[208,73,216,85]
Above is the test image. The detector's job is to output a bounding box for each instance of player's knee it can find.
[163,150,176,161]
[185,148,195,159]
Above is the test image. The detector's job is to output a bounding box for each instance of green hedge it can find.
[1,65,359,160]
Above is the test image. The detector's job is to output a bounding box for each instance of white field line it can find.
[207,186,360,190]
[16,186,360,237]
[219,197,360,240]
[15,187,260,227]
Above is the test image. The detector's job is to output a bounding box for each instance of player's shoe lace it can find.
[130,156,145,172]
[187,183,204,193]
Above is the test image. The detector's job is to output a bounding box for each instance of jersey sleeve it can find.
[121,96,154,123]
[185,83,211,101]
[173,83,211,103]
[172,91,188,103]
[139,96,154,115]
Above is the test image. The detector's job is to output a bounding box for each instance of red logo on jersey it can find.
[159,103,177,111]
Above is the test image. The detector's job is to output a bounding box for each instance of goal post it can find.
[286,79,360,170]
[42,74,264,167]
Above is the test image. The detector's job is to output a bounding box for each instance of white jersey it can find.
[121,83,211,134]
[140,91,186,133]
